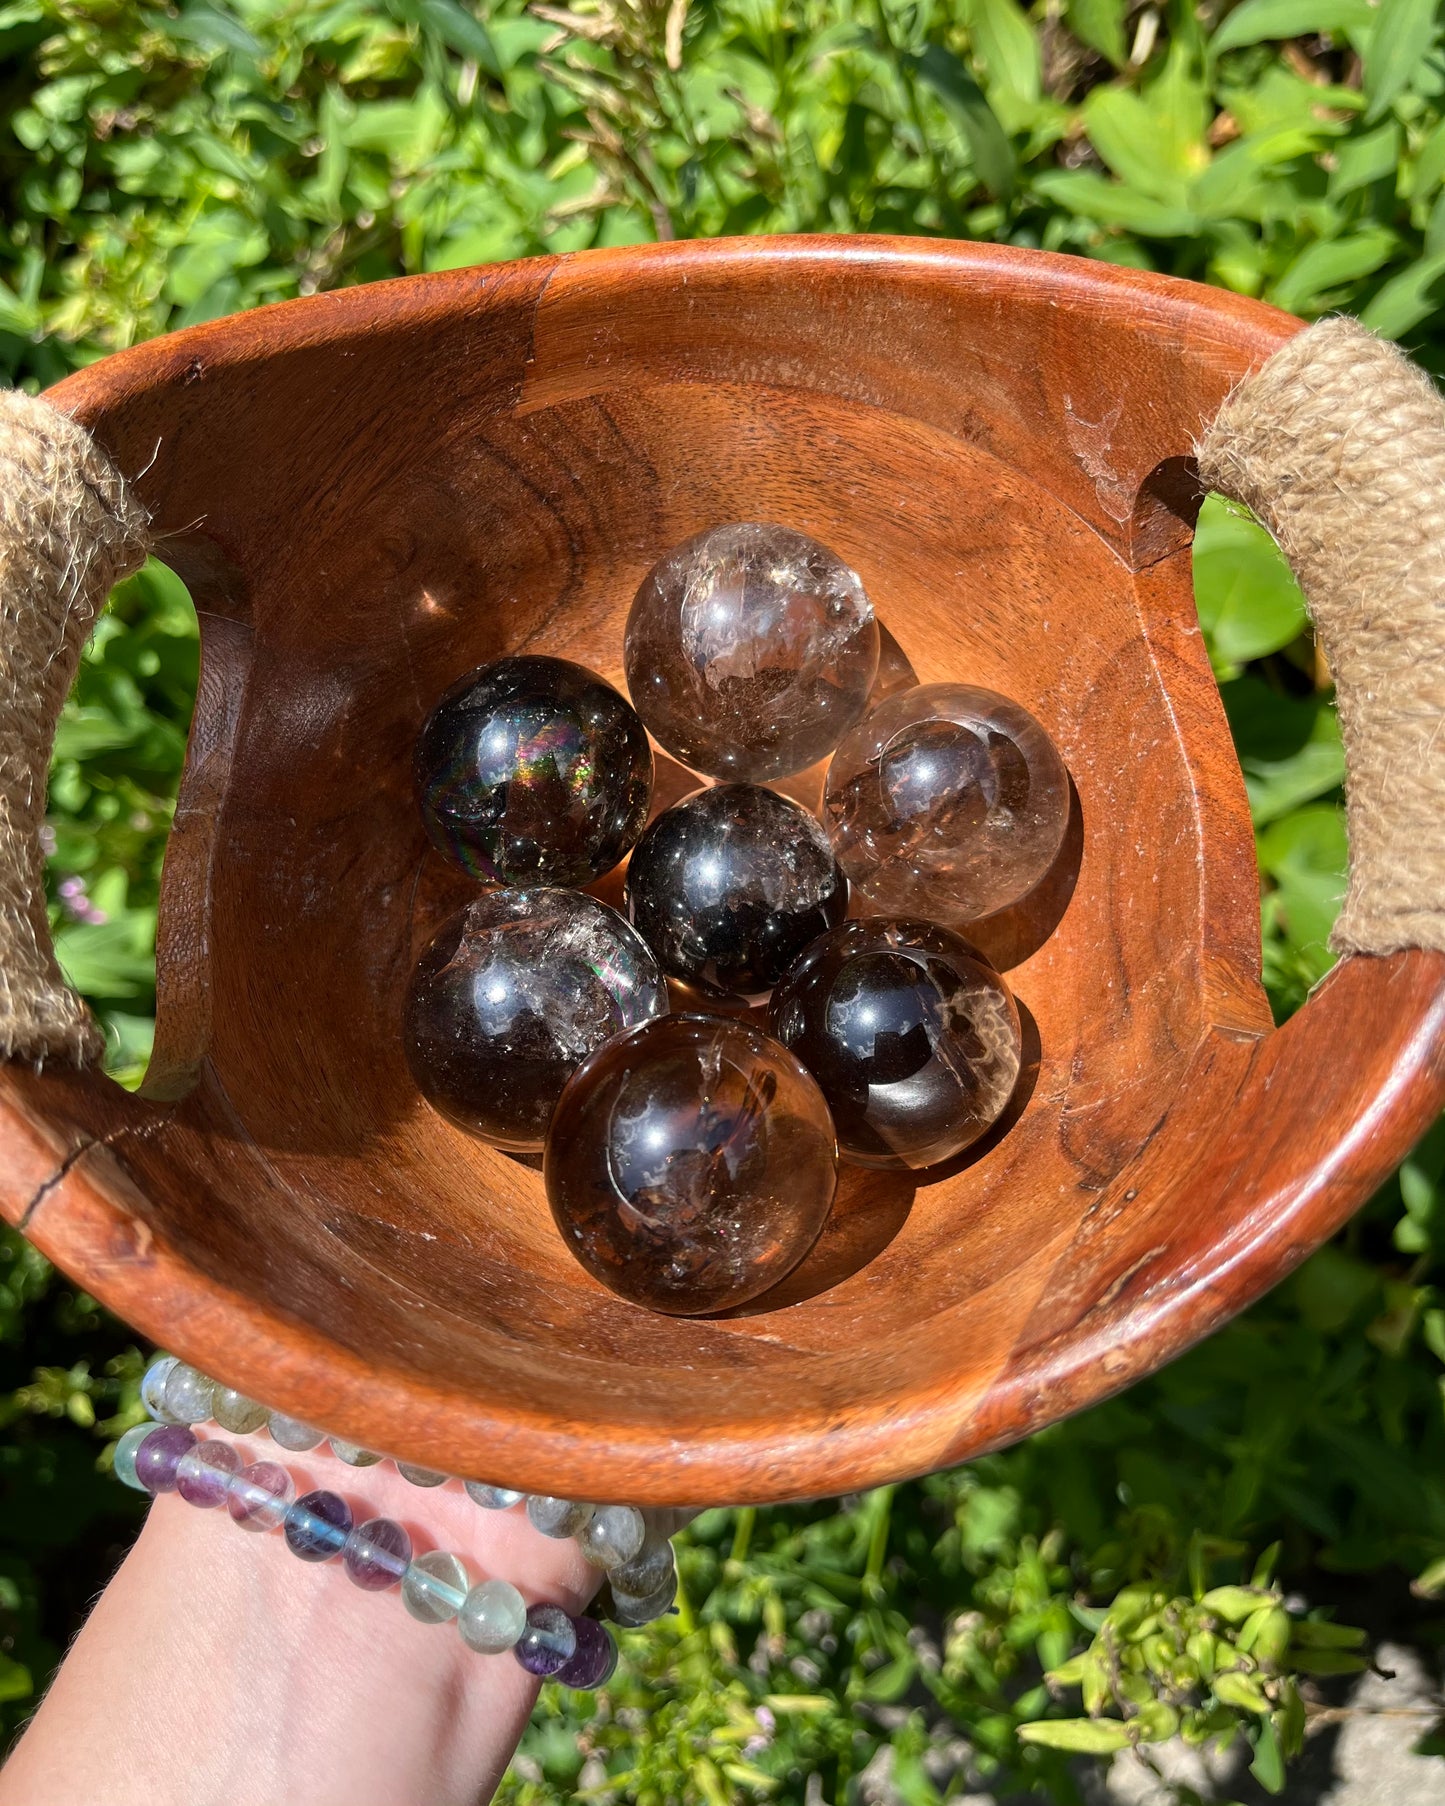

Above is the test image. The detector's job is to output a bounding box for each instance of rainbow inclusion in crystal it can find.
[415,655,652,887]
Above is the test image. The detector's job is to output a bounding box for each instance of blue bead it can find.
[284,1490,352,1561]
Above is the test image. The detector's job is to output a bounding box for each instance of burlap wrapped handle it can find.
[0,390,149,1065]
[0,315,1439,1067]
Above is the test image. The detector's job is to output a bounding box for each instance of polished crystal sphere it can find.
[624,522,879,781]
[824,683,1069,923]
[416,654,652,886]
[546,1014,837,1315]
[625,783,848,999]
[769,918,1022,1169]
[405,886,668,1151]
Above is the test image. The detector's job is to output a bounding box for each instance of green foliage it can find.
[2,0,1442,1795]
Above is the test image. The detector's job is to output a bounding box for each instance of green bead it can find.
[403,1550,470,1624]
[112,1422,158,1491]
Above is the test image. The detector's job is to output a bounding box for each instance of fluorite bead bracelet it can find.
[112,1413,618,1688]
[124,1356,679,1644]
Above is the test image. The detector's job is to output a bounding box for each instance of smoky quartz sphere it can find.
[770,919,1022,1170]
[545,1014,838,1315]
[404,887,668,1151]
[824,683,1069,923]
[626,783,848,999]
[416,655,653,887]
[624,522,880,782]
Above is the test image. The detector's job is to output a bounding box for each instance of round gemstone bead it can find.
[769,917,1023,1169]
[416,654,653,888]
[525,1496,594,1539]
[577,1506,646,1570]
[112,1422,160,1491]
[464,1482,523,1510]
[610,1532,676,1600]
[556,1616,618,1690]
[343,1518,412,1590]
[268,1412,325,1452]
[625,783,848,1000]
[458,1579,528,1654]
[404,887,668,1154]
[161,1361,214,1426]
[611,1568,679,1627]
[824,681,1070,923]
[624,521,879,782]
[514,1603,578,1677]
[330,1439,383,1467]
[546,1015,837,1315]
[403,1551,470,1625]
[284,1490,352,1561]
[397,1463,447,1487]
[176,1438,242,1508]
[228,1461,295,1531]
[133,1424,197,1494]
[140,1355,181,1423]
[211,1386,268,1435]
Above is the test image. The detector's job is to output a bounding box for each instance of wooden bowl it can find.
[6,237,1444,1506]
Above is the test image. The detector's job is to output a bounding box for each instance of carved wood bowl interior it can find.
[6,236,1445,1506]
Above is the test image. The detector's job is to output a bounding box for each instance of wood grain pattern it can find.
[3,236,1441,1505]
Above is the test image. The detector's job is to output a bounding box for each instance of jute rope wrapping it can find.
[0,391,149,1065]
[1199,315,1445,958]
[0,319,1438,1065]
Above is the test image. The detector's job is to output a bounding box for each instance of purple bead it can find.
[343,1517,412,1591]
[228,1461,294,1531]
[175,1438,242,1508]
[133,1424,197,1494]
[284,1490,353,1562]
[513,1603,578,1677]
[556,1616,617,1689]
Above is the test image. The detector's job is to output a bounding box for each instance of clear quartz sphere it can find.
[403,1550,471,1625]
[625,522,879,781]
[459,1579,528,1654]
[824,682,1069,923]
[212,1386,268,1435]
[546,1015,837,1315]
[404,887,668,1153]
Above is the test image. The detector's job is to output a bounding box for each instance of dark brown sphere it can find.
[545,1015,837,1315]
[768,918,1021,1169]
[415,655,652,887]
[624,783,848,999]
[404,888,668,1152]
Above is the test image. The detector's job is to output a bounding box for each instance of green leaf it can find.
[1192,496,1308,674]
[1359,251,1445,337]
[1257,803,1348,957]
[1220,679,1343,825]
[915,45,1017,197]
[386,0,501,77]
[1364,0,1440,122]
[970,0,1041,108]
[1016,1718,1134,1753]
[1328,120,1401,198]
[1210,0,1376,55]
[1067,0,1127,65]
[1269,228,1397,313]
[1250,1716,1287,1793]
[0,1654,32,1707]
[1032,169,1201,235]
